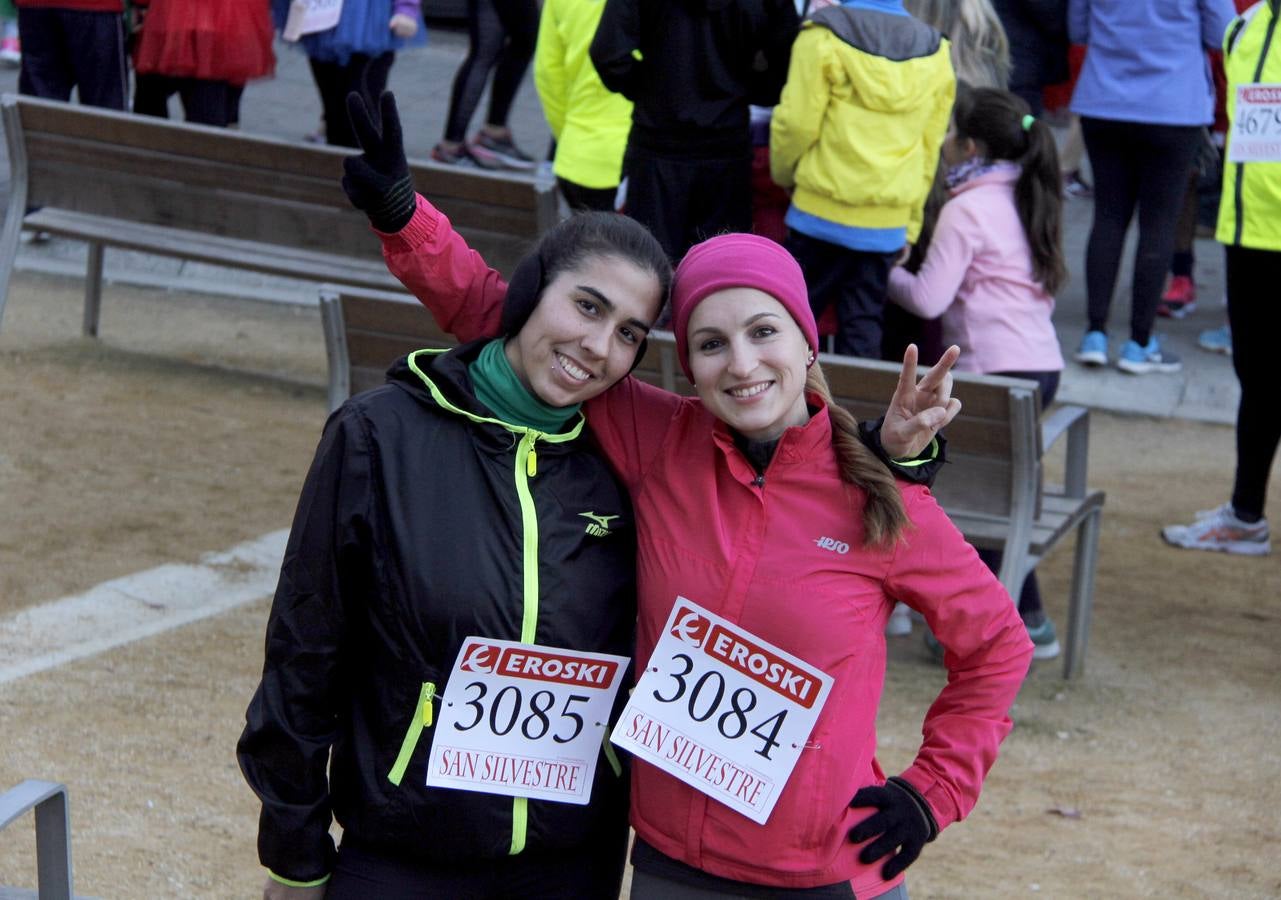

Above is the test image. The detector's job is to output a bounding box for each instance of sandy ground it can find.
[1,271,1278,899]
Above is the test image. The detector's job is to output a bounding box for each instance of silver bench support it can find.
[0,780,74,900]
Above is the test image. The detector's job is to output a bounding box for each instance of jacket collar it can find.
[710,392,835,483]
[392,342,587,446]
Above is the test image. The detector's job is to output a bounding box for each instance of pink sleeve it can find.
[393,0,421,17]
[884,487,1034,831]
[378,194,506,342]
[584,374,687,488]
[887,200,976,320]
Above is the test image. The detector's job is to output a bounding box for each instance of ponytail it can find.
[805,364,909,548]
[953,87,1068,295]
[1014,117,1068,296]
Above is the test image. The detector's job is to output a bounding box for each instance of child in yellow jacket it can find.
[771,0,954,358]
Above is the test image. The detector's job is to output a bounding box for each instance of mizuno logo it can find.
[579,512,619,537]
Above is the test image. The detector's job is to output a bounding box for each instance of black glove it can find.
[342,91,416,233]
[848,776,939,880]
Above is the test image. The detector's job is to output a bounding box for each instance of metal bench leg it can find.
[83,241,104,337]
[1063,508,1102,680]
[0,780,74,900]
[35,789,73,900]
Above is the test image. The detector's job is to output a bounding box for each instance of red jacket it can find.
[381,196,1034,893]
[16,0,123,11]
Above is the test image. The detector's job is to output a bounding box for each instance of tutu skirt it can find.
[134,0,275,84]
[272,0,427,66]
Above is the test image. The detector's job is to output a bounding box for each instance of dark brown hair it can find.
[805,364,909,547]
[952,86,1068,295]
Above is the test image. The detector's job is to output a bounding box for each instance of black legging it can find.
[309,51,395,148]
[1226,245,1281,522]
[1081,118,1203,347]
[443,0,538,143]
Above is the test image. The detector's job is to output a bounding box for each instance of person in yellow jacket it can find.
[1162,0,1280,556]
[534,0,632,211]
[771,0,955,359]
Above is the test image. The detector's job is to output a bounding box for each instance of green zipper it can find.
[387,681,436,787]
[405,350,587,856]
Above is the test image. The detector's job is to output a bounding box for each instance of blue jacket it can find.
[1068,0,1237,125]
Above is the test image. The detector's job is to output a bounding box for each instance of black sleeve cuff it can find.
[888,776,940,842]
[367,175,417,234]
[857,416,947,488]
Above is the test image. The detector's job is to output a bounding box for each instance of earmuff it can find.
[499,251,547,337]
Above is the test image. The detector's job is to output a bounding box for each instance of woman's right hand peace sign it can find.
[341,91,417,234]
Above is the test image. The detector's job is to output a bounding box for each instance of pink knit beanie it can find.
[670,233,818,381]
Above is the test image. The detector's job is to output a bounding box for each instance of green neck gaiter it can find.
[468,338,581,433]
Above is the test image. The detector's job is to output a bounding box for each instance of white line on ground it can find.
[0,531,287,686]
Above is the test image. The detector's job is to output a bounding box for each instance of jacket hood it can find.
[808,6,945,111]
[385,340,487,415]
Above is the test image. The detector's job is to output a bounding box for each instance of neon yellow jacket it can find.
[770,7,954,242]
[534,0,633,190]
[1217,0,1281,251]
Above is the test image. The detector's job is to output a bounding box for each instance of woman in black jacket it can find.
[237,210,671,899]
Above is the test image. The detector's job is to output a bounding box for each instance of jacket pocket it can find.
[387,680,437,786]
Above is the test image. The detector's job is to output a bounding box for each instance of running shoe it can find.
[1197,325,1232,355]
[1117,337,1181,374]
[1074,330,1109,367]
[1025,617,1061,660]
[1157,275,1197,319]
[1161,503,1271,556]
[431,143,484,169]
[468,131,536,171]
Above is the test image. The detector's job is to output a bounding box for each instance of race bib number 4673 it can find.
[1229,84,1281,164]
[427,638,628,805]
[611,598,833,824]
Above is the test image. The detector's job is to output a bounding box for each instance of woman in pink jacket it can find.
[887,87,1068,664]
[344,93,1035,900]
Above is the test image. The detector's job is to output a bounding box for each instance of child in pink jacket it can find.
[888,86,1067,660]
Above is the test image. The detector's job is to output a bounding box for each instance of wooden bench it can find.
[320,287,1104,678]
[821,356,1105,679]
[0,93,558,335]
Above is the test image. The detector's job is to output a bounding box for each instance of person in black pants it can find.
[16,0,128,110]
[590,0,799,266]
[1067,0,1235,373]
[309,51,395,148]
[432,0,539,169]
[1161,0,1277,556]
[1078,119,1203,364]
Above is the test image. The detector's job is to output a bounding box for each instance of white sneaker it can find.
[885,602,913,637]
[1161,503,1270,556]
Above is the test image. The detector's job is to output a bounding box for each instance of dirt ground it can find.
[1,270,1278,899]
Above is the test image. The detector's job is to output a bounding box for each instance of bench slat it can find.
[18,99,544,213]
[27,210,399,289]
